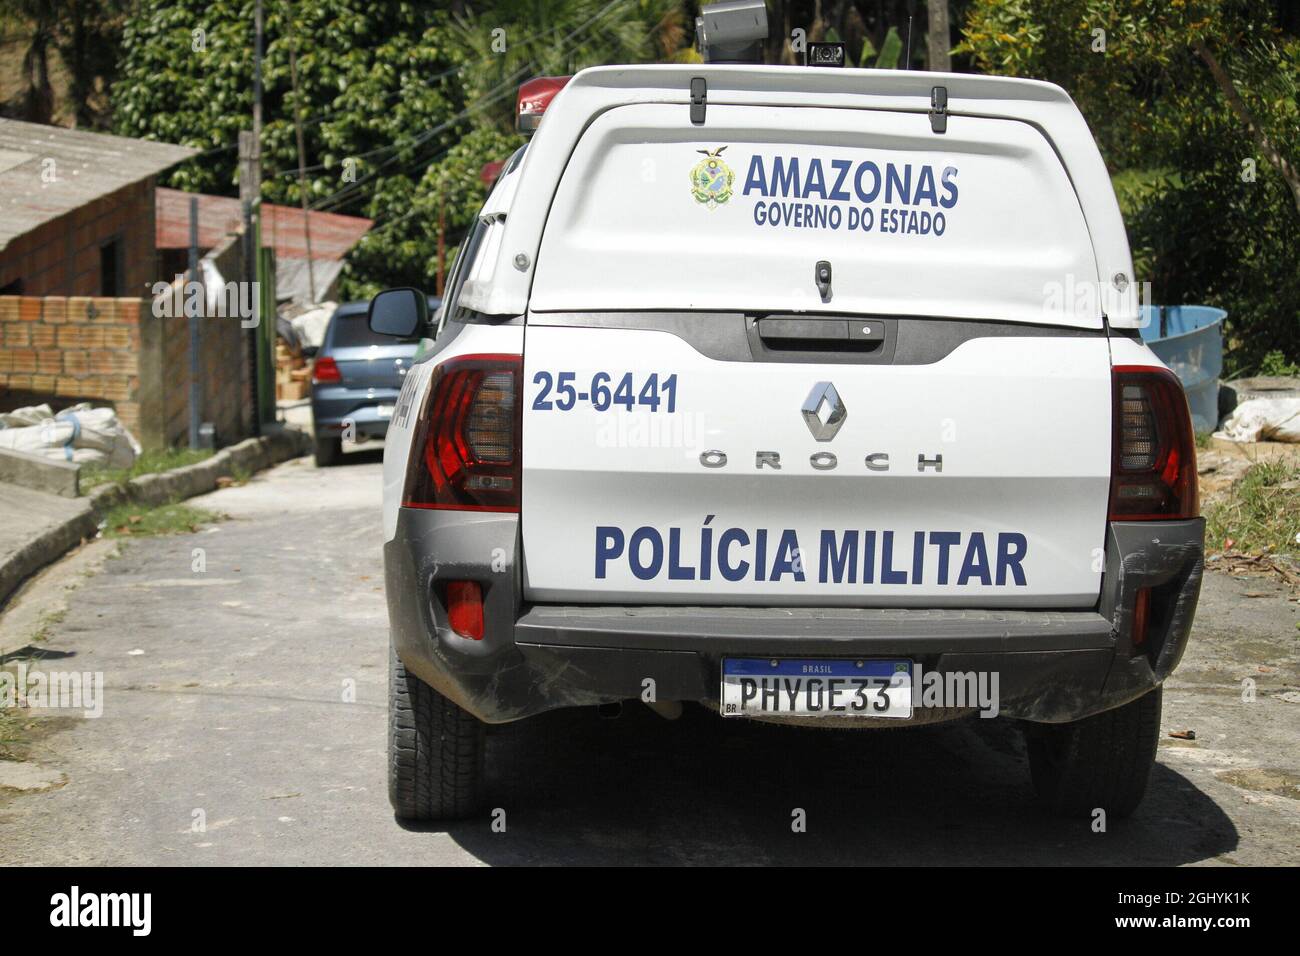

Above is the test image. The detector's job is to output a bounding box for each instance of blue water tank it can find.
[1138,305,1227,432]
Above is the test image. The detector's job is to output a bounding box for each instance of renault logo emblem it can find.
[802,381,846,441]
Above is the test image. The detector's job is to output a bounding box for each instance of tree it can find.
[0,0,124,127]
[0,0,57,123]
[112,0,690,298]
[927,0,951,71]
[959,0,1300,372]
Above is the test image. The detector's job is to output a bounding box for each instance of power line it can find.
[263,0,629,179]
[300,0,633,216]
[305,65,530,215]
[292,0,631,135]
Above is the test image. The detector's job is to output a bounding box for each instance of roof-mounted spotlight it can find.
[695,0,769,64]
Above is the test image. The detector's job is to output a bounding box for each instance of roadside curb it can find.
[0,426,312,611]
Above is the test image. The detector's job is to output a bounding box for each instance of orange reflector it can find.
[446,581,484,640]
[1132,587,1151,649]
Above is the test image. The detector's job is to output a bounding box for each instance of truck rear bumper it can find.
[383,510,1203,725]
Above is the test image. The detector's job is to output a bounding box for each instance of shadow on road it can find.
[336,445,385,467]
[405,705,1237,865]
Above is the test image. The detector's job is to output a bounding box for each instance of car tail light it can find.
[516,75,572,132]
[312,356,342,384]
[1109,365,1198,520]
[403,354,522,512]
[445,581,484,640]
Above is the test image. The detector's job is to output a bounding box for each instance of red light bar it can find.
[516,75,572,133]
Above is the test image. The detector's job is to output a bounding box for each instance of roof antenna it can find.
[904,15,913,69]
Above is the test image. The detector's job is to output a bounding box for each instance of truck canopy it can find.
[460,65,1140,329]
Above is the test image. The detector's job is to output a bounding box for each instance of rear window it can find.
[530,103,1102,328]
[329,313,408,347]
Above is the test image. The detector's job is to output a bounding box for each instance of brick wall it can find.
[0,290,252,451]
[0,295,144,434]
[0,178,159,298]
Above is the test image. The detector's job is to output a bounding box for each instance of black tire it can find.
[1025,688,1162,819]
[313,433,342,467]
[388,645,485,821]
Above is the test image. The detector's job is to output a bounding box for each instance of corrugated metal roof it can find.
[0,118,197,251]
[156,188,373,261]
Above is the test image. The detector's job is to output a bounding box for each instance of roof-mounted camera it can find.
[805,41,846,68]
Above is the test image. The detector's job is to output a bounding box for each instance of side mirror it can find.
[368,287,428,338]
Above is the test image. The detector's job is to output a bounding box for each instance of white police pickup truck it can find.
[368,63,1203,822]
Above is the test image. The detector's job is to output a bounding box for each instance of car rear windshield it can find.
[329,313,407,347]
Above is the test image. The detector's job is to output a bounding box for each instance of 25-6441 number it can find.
[532,371,678,413]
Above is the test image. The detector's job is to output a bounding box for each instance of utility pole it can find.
[287,12,317,302]
[240,0,266,434]
[187,196,201,449]
[927,0,951,72]
[239,131,259,437]
[252,0,263,200]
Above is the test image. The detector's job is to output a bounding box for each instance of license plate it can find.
[376,405,394,419]
[721,658,913,719]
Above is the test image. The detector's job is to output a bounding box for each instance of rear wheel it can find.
[1025,688,1162,819]
[313,433,342,467]
[388,645,485,821]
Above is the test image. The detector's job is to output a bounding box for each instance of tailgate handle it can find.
[755,316,887,353]
[757,318,848,344]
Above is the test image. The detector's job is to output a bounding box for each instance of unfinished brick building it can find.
[0,119,255,450]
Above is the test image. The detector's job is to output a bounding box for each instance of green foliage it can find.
[112,0,689,299]
[1258,349,1300,377]
[341,124,526,298]
[101,501,221,537]
[113,3,458,195]
[80,447,213,490]
[959,0,1300,373]
[875,25,903,68]
[858,35,878,66]
[1204,459,1300,556]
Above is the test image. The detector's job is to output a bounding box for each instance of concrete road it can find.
[1,452,1297,865]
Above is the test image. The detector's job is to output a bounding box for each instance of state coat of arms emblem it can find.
[689,146,734,208]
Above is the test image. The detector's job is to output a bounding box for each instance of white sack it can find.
[0,403,141,468]
[290,300,337,350]
[1213,397,1300,443]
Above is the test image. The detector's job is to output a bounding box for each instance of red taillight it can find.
[516,75,572,132]
[403,354,522,512]
[446,581,484,640]
[312,356,342,385]
[1109,365,1198,520]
